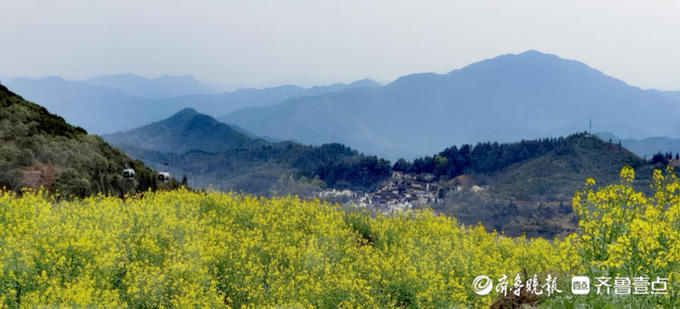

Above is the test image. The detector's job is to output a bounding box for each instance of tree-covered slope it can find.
[484,134,645,200]
[420,133,652,237]
[105,109,391,195]
[0,84,176,197]
[117,142,391,196]
[104,108,256,154]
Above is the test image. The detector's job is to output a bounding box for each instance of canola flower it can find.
[0,166,678,307]
[570,166,680,307]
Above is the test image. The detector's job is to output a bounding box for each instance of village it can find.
[318,171,442,213]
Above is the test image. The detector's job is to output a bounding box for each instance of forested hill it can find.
[104,108,256,154]
[394,132,644,181]
[0,84,178,197]
[105,109,392,195]
[407,133,652,237]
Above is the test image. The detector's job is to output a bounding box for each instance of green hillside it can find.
[0,84,178,197]
[485,135,646,199]
[105,109,391,195]
[428,133,654,237]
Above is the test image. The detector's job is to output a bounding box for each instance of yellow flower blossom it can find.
[2,168,679,308]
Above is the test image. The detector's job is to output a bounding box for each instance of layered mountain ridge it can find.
[222,50,680,159]
[5,75,381,134]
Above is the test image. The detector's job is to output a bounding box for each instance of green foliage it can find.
[118,141,391,196]
[544,166,680,307]
[433,133,652,238]
[397,133,644,180]
[105,108,393,195]
[0,85,86,138]
[0,84,178,198]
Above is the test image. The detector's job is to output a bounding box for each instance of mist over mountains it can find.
[4,50,680,161]
[5,76,151,134]
[222,50,680,159]
[151,78,381,122]
[85,74,218,98]
[3,75,380,134]
[596,132,680,159]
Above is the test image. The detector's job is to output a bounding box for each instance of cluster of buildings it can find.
[317,171,442,213]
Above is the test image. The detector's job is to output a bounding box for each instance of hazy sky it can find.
[1,0,679,91]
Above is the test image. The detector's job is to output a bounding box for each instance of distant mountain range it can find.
[222,50,680,159]
[4,75,380,134]
[5,76,153,134]
[6,50,680,160]
[596,132,680,159]
[85,73,218,98]
[151,78,380,122]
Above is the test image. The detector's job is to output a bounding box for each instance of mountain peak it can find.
[463,49,569,70]
[104,109,253,154]
[166,108,202,124]
[512,49,565,62]
[224,50,679,158]
[517,49,550,56]
[175,107,199,116]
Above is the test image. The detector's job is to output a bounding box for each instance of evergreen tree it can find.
[392,159,411,172]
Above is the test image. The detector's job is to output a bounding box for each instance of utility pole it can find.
[588,119,592,136]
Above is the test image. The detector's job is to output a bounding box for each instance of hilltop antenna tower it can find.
[588,119,592,136]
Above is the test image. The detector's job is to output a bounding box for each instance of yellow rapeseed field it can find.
[0,167,679,307]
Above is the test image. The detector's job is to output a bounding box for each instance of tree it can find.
[652,152,667,165]
[181,175,188,186]
[392,159,411,172]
